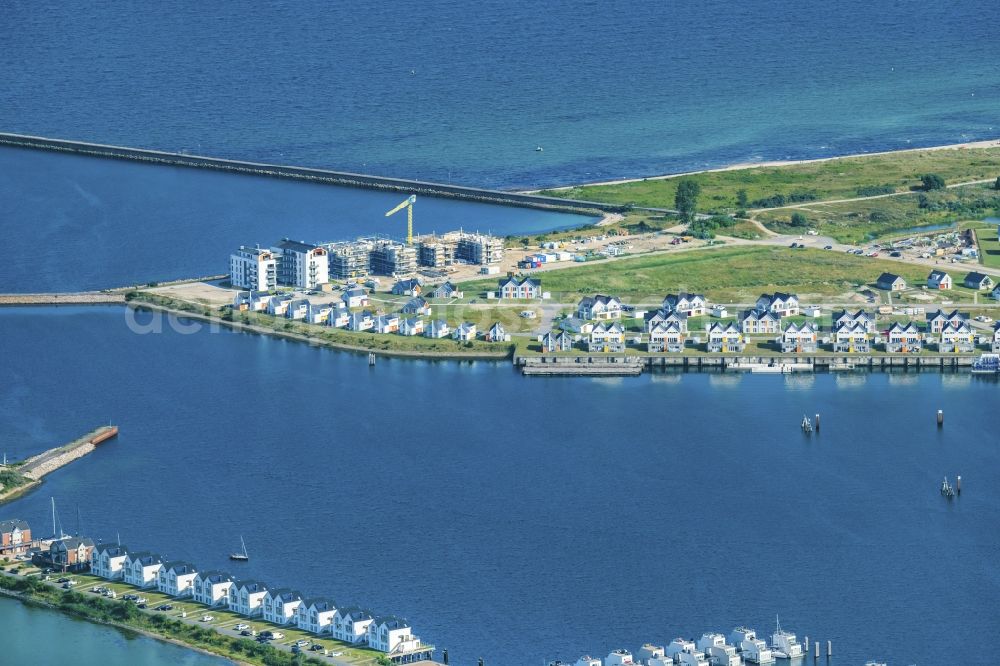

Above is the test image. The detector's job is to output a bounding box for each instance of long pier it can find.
[517,354,983,375]
[0,132,624,215]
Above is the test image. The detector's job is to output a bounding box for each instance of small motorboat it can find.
[801,416,813,433]
[535,146,543,152]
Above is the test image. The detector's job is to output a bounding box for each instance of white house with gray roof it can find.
[833,309,875,334]
[886,321,922,353]
[834,322,870,353]
[91,543,129,580]
[193,571,234,607]
[157,560,198,597]
[648,321,685,353]
[781,322,818,353]
[588,321,625,352]
[332,607,375,644]
[706,322,745,353]
[228,580,268,617]
[263,588,304,625]
[542,329,574,352]
[424,319,450,339]
[755,292,799,316]
[577,294,623,320]
[938,321,975,352]
[123,552,163,589]
[453,322,477,341]
[297,598,337,635]
[367,616,423,655]
[399,317,424,336]
[662,292,707,316]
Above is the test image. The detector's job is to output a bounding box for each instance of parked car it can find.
[310,644,325,652]
[57,577,69,583]
[201,615,214,622]
[271,632,284,640]
[234,623,249,631]
[824,245,833,250]
[296,639,310,647]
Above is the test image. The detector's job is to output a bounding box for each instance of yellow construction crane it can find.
[385,194,416,245]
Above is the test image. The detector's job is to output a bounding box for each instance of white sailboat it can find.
[229,535,249,562]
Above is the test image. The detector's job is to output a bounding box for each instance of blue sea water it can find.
[0,146,590,293]
[1,307,999,665]
[2,1,999,188]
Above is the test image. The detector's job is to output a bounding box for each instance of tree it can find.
[674,179,701,223]
[790,212,808,227]
[994,176,1000,190]
[736,189,749,207]
[921,173,946,191]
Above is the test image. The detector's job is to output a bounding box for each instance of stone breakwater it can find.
[0,132,623,215]
[20,426,119,480]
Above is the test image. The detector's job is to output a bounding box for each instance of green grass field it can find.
[755,182,1000,243]
[460,246,945,302]
[537,145,1000,213]
[972,222,1000,268]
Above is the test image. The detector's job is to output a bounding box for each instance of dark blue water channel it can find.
[1,306,998,664]
[0,146,592,293]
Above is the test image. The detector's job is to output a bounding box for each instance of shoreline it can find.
[0,586,249,665]
[130,299,515,361]
[530,137,1000,192]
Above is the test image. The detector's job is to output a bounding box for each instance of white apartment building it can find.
[230,245,277,291]
[273,239,329,289]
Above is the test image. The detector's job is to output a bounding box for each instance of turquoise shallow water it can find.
[1,307,998,665]
[2,1,999,188]
[0,595,229,665]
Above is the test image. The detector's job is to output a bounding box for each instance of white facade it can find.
[91,544,129,580]
[123,552,163,589]
[157,561,198,597]
[367,617,422,654]
[228,581,268,617]
[230,246,277,291]
[193,572,235,607]
[262,589,303,625]
[274,240,329,289]
[297,599,337,635]
[332,608,374,644]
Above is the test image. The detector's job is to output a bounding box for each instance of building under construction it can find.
[369,239,418,276]
[416,231,503,268]
[455,232,504,265]
[324,238,375,280]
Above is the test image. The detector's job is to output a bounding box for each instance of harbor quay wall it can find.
[0,132,622,216]
[516,354,981,374]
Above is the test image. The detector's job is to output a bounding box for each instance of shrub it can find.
[921,173,946,190]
